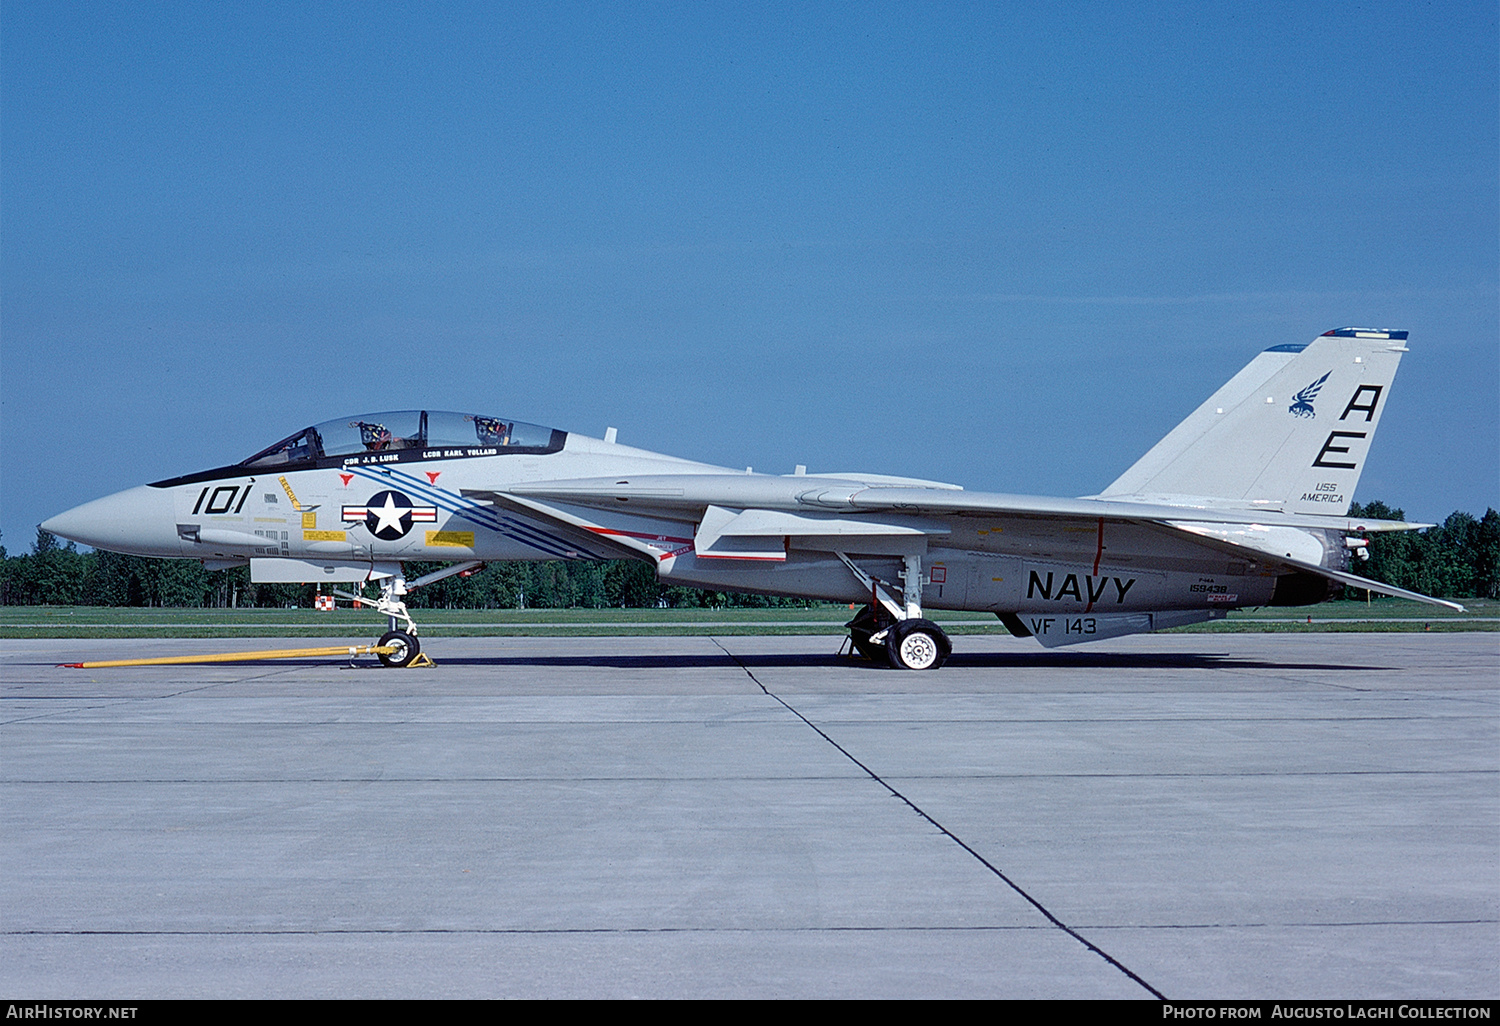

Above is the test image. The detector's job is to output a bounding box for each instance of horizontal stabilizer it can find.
[1158,522,1464,612]
[1270,554,1465,612]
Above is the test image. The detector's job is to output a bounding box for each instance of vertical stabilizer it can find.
[1099,328,1408,515]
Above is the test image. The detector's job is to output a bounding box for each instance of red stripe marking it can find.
[1086,517,1105,613]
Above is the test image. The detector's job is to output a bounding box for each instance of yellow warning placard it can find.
[278,475,309,511]
[302,511,317,529]
[426,531,475,548]
[303,530,346,542]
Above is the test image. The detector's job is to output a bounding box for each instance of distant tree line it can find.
[1344,502,1499,601]
[2,503,1495,608]
[0,529,814,609]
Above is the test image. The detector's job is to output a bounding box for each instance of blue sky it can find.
[3,1,1496,547]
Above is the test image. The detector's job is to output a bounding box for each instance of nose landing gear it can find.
[332,560,485,668]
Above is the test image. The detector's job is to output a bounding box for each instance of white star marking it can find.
[368,493,409,535]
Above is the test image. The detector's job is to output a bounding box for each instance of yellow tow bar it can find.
[58,644,435,669]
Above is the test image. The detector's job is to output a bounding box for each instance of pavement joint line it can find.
[0,926,1057,936]
[8,917,1496,937]
[1080,918,1500,930]
[709,636,1170,1001]
[6,768,1497,785]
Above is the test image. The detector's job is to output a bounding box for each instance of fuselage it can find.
[42,409,1341,619]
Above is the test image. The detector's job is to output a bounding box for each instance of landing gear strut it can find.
[337,575,420,668]
[837,552,951,670]
[332,560,484,668]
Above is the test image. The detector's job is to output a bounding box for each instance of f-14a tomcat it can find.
[43,328,1460,669]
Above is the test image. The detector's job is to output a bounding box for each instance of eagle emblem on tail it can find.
[1288,372,1330,418]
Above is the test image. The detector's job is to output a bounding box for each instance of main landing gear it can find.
[838,552,952,670]
[333,560,485,668]
[846,605,953,670]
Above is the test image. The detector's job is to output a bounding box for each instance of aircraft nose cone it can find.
[41,486,184,556]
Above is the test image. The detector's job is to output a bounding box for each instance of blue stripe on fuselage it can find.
[347,465,600,559]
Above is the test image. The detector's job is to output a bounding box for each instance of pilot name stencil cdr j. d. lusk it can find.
[44,328,1462,669]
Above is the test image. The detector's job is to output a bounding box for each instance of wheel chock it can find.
[406,653,437,668]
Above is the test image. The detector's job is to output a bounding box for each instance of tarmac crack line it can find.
[0,667,305,725]
[710,638,1167,1000]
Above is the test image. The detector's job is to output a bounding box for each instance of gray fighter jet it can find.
[43,327,1459,669]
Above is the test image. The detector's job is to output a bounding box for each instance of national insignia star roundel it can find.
[341,490,438,541]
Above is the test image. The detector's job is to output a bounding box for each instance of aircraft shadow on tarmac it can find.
[26,648,1380,672]
[416,651,1387,672]
[28,651,1386,672]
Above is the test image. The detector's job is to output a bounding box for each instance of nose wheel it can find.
[377,630,420,668]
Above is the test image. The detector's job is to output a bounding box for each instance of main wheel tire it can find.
[885,619,951,670]
[377,630,420,668]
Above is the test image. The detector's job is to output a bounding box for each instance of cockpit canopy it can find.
[239,410,560,468]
